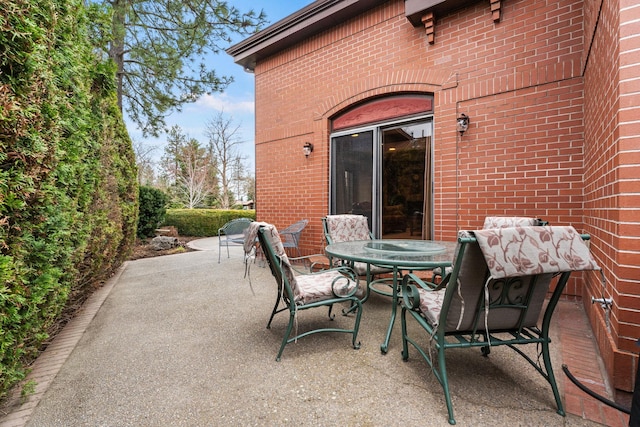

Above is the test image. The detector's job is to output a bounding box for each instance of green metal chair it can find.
[217,217,252,263]
[247,222,363,361]
[279,219,308,257]
[400,225,601,425]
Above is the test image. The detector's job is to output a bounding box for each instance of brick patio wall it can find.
[251,0,639,392]
[582,0,640,393]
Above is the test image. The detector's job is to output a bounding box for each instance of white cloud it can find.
[195,93,255,113]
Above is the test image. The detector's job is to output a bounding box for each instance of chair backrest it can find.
[219,217,252,236]
[245,222,300,303]
[280,219,308,245]
[440,226,599,333]
[482,216,547,229]
[323,215,372,244]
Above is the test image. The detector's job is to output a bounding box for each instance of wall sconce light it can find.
[303,142,314,157]
[457,113,470,135]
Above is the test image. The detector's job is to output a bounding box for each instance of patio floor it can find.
[0,239,631,426]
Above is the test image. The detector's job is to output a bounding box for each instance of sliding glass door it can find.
[330,117,433,239]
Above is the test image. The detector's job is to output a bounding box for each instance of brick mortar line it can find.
[0,262,129,427]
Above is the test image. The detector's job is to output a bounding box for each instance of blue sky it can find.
[127,1,313,170]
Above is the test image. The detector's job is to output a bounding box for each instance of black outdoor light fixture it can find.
[457,113,470,135]
[303,142,314,157]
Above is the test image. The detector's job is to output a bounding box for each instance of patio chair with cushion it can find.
[400,225,600,425]
[218,217,252,263]
[432,216,548,282]
[279,219,308,257]
[245,222,363,361]
[322,215,393,298]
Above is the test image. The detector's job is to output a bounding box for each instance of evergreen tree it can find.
[100,0,266,137]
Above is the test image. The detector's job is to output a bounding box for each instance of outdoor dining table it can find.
[325,239,457,354]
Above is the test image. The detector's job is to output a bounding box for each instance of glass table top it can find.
[364,240,447,255]
[325,239,457,268]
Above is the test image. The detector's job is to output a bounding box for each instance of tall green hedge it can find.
[0,0,137,398]
[163,209,256,237]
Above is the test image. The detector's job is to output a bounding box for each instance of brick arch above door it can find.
[313,69,453,121]
[331,94,433,131]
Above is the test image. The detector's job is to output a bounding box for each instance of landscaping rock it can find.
[151,236,179,250]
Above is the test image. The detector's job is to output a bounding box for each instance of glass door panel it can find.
[381,121,432,239]
[330,131,374,229]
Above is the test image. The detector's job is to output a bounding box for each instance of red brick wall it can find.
[617,1,640,360]
[252,0,639,391]
[582,0,640,392]
[255,0,585,246]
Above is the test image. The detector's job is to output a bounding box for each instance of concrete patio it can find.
[0,238,622,426]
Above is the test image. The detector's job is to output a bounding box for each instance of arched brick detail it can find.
[315,69,453,120]
[331,95,433,131]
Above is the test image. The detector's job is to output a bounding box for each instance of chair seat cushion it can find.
[295,271,364,305]
[353,261,392,276]
[432,266,452,277]
[416,274,553,331]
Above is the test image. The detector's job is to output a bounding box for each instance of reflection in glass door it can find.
[381,121,432,240]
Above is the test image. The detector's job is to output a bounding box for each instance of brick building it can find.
[227,0,640,396]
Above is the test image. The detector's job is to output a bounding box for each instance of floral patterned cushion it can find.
[418,231,485,329]
[474,225,600,278]
[482,216,538,229]
[245,222,300,298]
[325,215,371,243]
[352,261,390,276]
[296,271,363,305]
[416,287,447,326]
[244,221,269,255]
[434,218,540,279]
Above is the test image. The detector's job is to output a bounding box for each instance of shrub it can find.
[163,209,255,237]
[137,186,169,238]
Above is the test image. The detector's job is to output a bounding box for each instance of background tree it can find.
[243,175,255,204]
[132,139,157,186]
[103,0,267,137]
[160,125,188,185]
[175,139,214,208]
[231,157,246,201]
[160,126,218,208]
[205,111,247,209]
